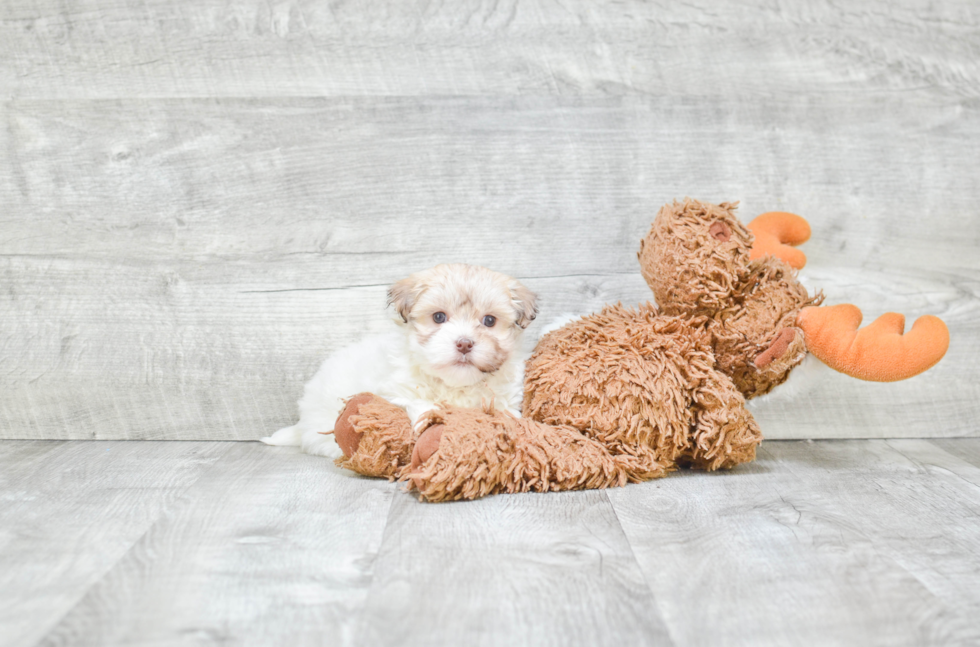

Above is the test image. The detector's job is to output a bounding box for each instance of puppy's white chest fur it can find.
[263,330,525,458]
[356,329,525,423]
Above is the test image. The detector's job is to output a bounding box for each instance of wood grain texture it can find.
[1,0,978,100]
[355,489,672,647]
[0,440,232,647]
[28,442,395,647]
[930,438,980,471]
[1,0,978,440]
[607,439,980,646]
[5,438,980,646]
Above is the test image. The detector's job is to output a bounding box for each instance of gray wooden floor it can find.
[3,438,980,647]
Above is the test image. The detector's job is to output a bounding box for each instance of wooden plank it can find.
[32,442,396,647]
[0,440,233,647]
[607,439,980,646]
[1,0,977,100]
[930,438,980,472]
[2,0,978,443]
[3,96,979,273]
[0,273,655,441]
[354,489,673,647]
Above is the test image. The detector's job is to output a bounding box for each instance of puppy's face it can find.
[388,264,538,387]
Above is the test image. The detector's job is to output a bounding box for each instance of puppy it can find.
[261,263,538,458]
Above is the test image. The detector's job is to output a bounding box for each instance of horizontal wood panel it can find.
[2,96,978,273]
[1,101,975,440]
[0,262,974,440]
[1,0,977,100]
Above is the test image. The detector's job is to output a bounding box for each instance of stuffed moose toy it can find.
[331,199,950,502]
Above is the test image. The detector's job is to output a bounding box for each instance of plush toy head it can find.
[638,199,820,397]
[639,199,755,318]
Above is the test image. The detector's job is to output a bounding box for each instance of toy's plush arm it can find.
[748,212,811,269]
[797,304,950,381]
[407,407,668,502]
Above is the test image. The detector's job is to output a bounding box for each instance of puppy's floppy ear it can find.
[509,279,538,329]
[387,275,421,323]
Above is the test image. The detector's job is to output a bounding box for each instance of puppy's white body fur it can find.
[262,264,536,458]
[262,330,525,458]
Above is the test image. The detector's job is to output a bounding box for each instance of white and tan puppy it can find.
[262,264,538,458]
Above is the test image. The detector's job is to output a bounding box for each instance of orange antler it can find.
[748,212,811,269]
[797,304,949,382]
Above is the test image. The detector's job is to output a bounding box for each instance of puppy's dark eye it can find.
[433,312,447,324]
[482,315,496,327]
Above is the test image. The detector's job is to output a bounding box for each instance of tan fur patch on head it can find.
[388,276,421,323]
[507,279,539,329]
[416,328,437,347]
[472,331,507,373]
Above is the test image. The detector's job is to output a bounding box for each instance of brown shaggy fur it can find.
[407,406,668,502]
[333,394,417,479]
[522,304,763,475]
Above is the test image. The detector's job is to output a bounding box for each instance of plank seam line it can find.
[888,439,980,491]
[347,482,402,645]
[603,489,679,647]
[28,441,239,645]
[238,272,640,293]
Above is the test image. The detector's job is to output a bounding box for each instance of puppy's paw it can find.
[402,400,438,429]
[301,431,343,458]
[413,415,435,434]
[500,404,522,419]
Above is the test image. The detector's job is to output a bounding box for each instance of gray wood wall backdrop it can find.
[1,0,977,441]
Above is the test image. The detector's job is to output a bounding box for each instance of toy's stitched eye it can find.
[482,315,496,327]
[433,312,447,324]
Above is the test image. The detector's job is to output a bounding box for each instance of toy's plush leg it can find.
[407,407,669,502]
[682,371,763,470]
[332,393,417,480]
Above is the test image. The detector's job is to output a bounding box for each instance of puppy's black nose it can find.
[456,338,474,354]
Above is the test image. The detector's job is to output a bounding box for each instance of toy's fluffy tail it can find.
[260,424,302,446]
